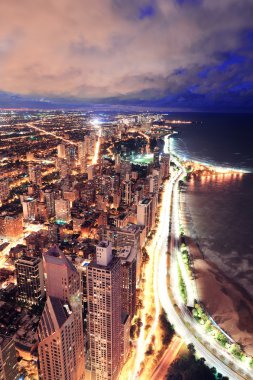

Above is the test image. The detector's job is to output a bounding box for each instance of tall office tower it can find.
[160,153,170,179]
[0,179,9,203]
[55,198,71,223]
[149,174,159,194]
[28,164,42,186]
[83,136,90,156]
[43,189,55,217]
[38,296,85,380]
[76,259,91,331]
[153,146,160,168]
[120,160,132,179]
[137,197,154,236]
[57,143,66,159]
[0,335,19,380]
[0,214,23,240]
[121,174,132,205]
[87,241,122,380]
[134,185,144,205]
[21,195,37,222]
[87,165,94,180]
[102,224,142,280]
[66,145,77,168]
[78,141,87,171]
[38,246,85,380]
[15,256,45,306]
[57,158,71,179]
[37,198,48,222]
[115,154,121,173]
[117,246,137,319]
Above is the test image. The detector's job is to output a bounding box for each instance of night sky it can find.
[1,0,253,111]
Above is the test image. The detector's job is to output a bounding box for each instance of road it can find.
[151,336,184,380]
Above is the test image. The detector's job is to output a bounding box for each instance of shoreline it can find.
[179,173,253,357]
[170,136,252,174]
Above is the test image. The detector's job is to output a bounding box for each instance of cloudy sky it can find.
[0,0,253,111]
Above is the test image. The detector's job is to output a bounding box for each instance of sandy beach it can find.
[180,190,253,356]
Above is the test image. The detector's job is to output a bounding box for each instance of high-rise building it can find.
[0,335,19,380]
[121,174,132,205]
[87,165,94,180]
[16,256,45,306]
[57,143,66,159]
[116,246,137,319]
[160,153,170,179]
[55,198,71,223]
[28,164,42,186]
[38,296,85,380]
[115,154,121,173]
[0,180,9,203]
[57,158,71,179]
[137,197,154,236]
[43,246,80,300]
[149,174,159,194]
[87,241,122,380]
[20,195,37,221]
[153,147,160,168]
[38,246,85,380]
[43,189,55,217]
[102,224,142,279]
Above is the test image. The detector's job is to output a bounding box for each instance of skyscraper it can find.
[16,256,45,306]
[117,246,137,319]
[55,198,71,223]
[38,246,85,380]
[0,335,19,380]
[87,241,122,380]
[28,164,42,186]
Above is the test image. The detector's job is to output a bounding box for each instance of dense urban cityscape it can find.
[0,110,251,380]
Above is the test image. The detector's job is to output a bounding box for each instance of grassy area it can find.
[192,303,251,364]
[178,264,187,304]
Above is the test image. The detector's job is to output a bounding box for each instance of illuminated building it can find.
[0,180,9,203]
[0,214,23,240]
[160,153,170,178]
[153,146,160,167]
[80,157,88,174]
[43,189,55,217]
[88,165,94,180]
[55,198,71,223]
[38,297,85,380]
[87,241,122,380]
[120,160,132,179]
[38,246,85,380]
[121,173,132,205]
[28,164,42,186]
[20,195,37,221]
[115,154,121,173]
[57,143,66,159]
[117,246,137,319]
[66,145,76,168]
[57,158,71,179]
[0,335,19,380]
[15,256,45,306]
[102,224,142,278]
[149,174,159,194]
[137,197,156,237]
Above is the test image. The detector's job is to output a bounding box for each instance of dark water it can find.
[171,113,253,298]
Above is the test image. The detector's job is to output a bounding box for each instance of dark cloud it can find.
[0,0,253,110]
